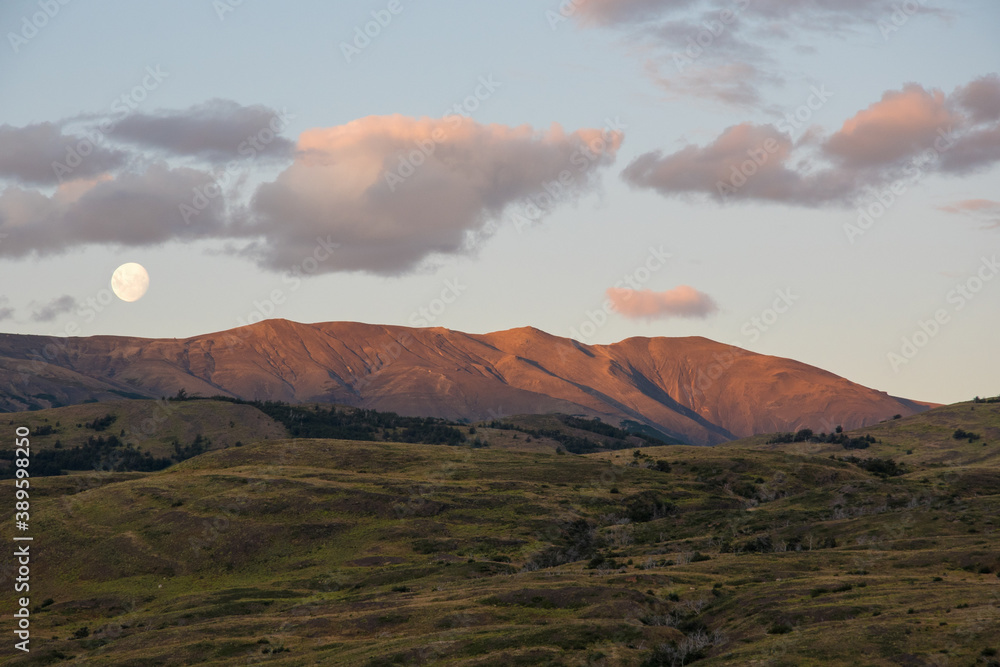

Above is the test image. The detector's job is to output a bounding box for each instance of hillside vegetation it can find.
[1,400,998,665]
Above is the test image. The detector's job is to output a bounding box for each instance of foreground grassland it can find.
[1,402,999,665]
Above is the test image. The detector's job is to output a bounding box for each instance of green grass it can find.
[1,401,999,665]
[0,399,287,458]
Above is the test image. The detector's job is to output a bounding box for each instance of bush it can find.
[84,414,117,431]
[840,456,906,477]
[624,491,675,522]
[953,428,982,442]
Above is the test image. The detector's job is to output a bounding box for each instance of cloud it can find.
[0,114,622,275]
[244,115,623,274]
[644,61,782,108]
[953,74,1000,125]
[0,122,129,185]
[608,285,719,319]
[622,122,858,205]
[573,0,701,26]
[578,0,932,27]
[0,163,228,259]
[622,77,1000,206]
[938,198,1000,229]
[572,0,948,108]
[824,85,957,168]
[0,297,14,322]
[30,295,77,323]
[110,99,295,161]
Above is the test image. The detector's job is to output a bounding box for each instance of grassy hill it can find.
[723,400,1000,468]
[1,401,998,665]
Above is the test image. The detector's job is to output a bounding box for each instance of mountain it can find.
[0,319,929,445]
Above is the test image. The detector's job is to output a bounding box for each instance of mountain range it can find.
[0,319,930,445]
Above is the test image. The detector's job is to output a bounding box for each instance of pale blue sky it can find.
[1,0,998,405]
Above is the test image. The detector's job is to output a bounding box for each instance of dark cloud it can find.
[30,295,77,323]
[111,99,295,161]
[0,122,129,185]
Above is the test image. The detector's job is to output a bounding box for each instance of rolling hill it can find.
[0,320,929,445]
[2,399,998,665]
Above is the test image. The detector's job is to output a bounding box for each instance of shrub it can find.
[954,429,982,442]
[767,622,793,635]
[624,491,675,522]
[84,414,117,431]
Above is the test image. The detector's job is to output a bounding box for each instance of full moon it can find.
[111,263,150,302]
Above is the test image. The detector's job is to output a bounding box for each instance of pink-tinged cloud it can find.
[622,122,857,205]
[622,75,1000,206]
[607,286,719,320]
[938,198,1000,229]
[248,115,623,274]
[938,198,1000,213]
[572,0,700,26]
[0,112,624,270]
[824,84,957,168]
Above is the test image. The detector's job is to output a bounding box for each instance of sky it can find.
[0,0,998,405]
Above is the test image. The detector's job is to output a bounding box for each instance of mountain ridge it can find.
[0,318,930,445]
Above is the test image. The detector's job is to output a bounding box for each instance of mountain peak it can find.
[0,320,929,444]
